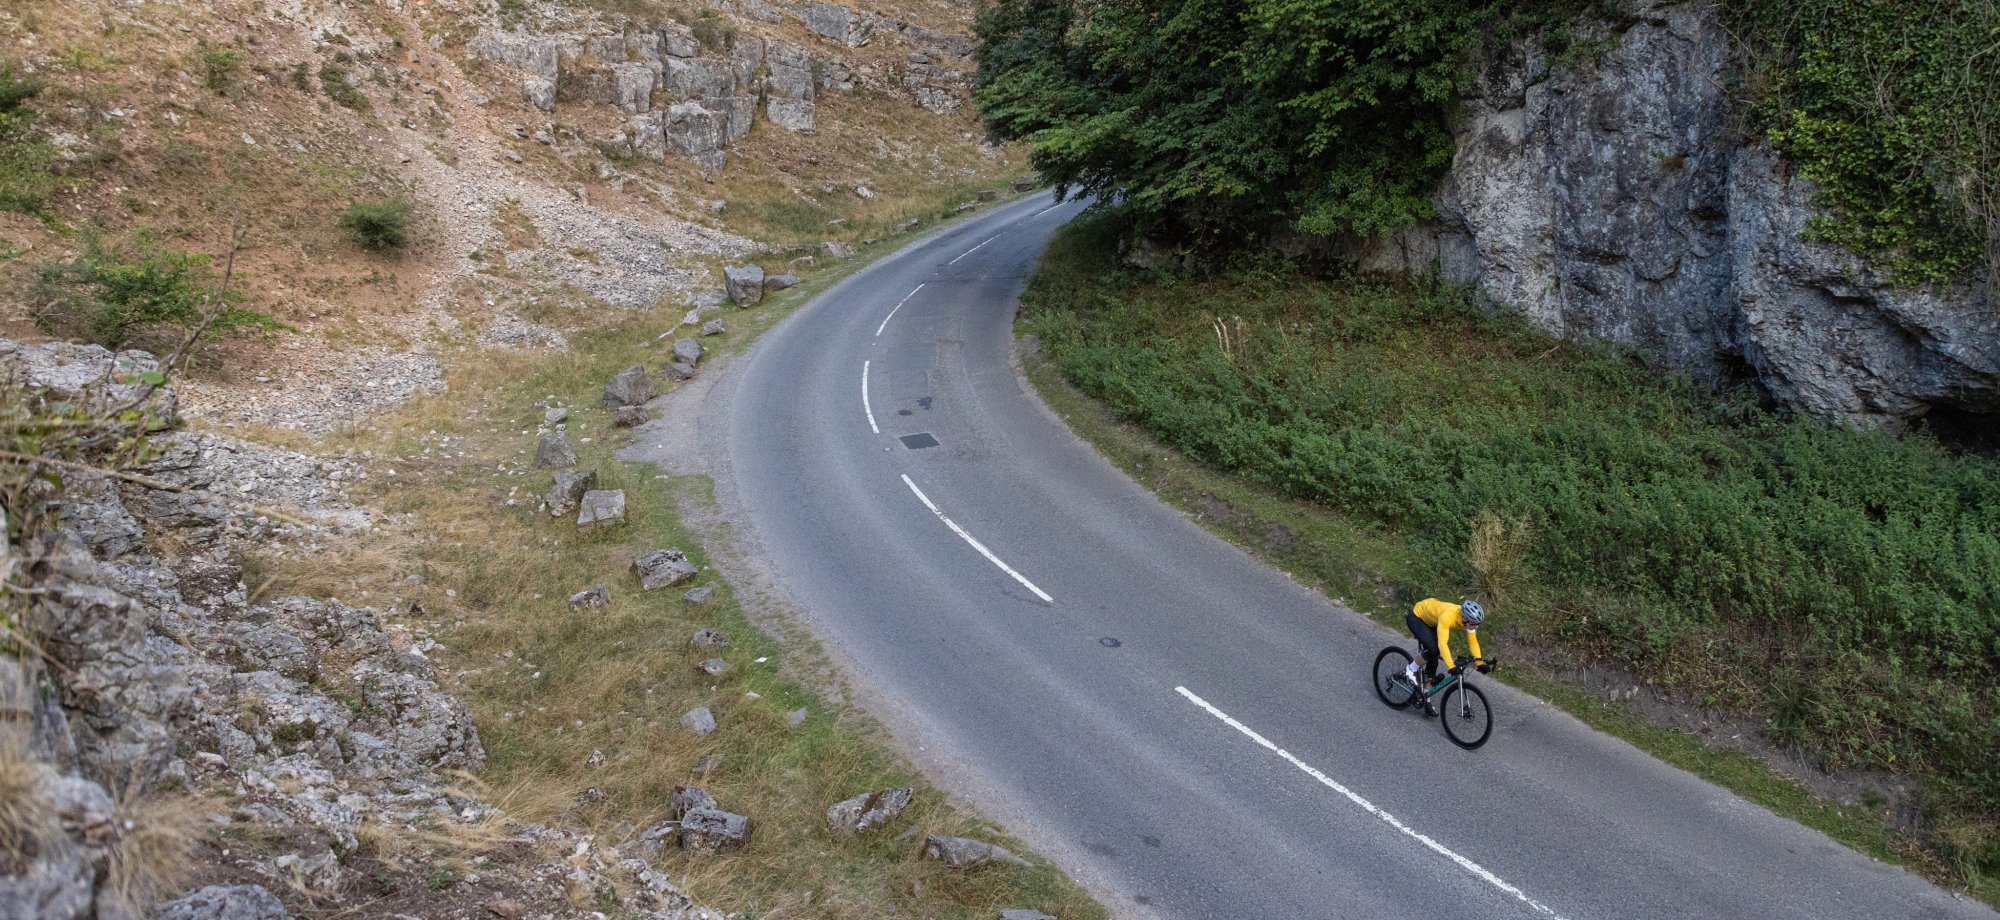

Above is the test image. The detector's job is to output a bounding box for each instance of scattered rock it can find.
[545,406,569,424]
[671,785,719,818]
[690,627,727,647]
[604,364,659,408]
[543,467,599,517]
[698,657,729,677]
[825,787,913,835]
[700,319,727,337]
[568,584,611,609]
[586,749,608,770]
[723,264,766,306]
[680,706,717,735]
[895,218,920,233]
[534,430,578,468]
[978,190,999,202]
[922,835,1032,870]
[487,898,527,919]
[662,362,697,382]
[576,489,627,529]
[822,241,854,258]
[615,406,652,427]
[708,199,727,213]
[679,807,753,853]
[160,884,291,920]
[786,707,808,728]
[1012,178,1037,192]
[764,274,800,291]
[633,548,699,590]
[684,585,715,605]
[1000,910,1056,920]
[672,338,705,365]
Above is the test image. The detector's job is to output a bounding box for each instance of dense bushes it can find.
[34,228,281,350]
[1731,0,1998,283]
[0,60,61,214]
[340,196,413,251]
[1023,217,2000,846]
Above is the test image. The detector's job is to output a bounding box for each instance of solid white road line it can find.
[949,234,1001,265]
[901,474,1054,604]
[862,360,879,434]
[1032,202,1066,218]
[1174,686,1569,920]
[876,283,926,337]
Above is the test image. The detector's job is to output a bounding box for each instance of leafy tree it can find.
[974,0,1578,245]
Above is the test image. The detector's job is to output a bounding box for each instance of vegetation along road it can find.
[683,191,1998,919]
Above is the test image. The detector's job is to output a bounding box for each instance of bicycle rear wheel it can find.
[1439,682,1492,749]
[1372,647,1416,710]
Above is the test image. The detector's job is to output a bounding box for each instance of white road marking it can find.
[1032,202,1066,218]
[862,360,879,434]
[876,283,926,337]
[949,234,1000,265]
[1174,686,1569,920]
[900,474,1054,604]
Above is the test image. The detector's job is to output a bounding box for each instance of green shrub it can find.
[197,45,243,94]
[319,61,370,111]
[33,227,282,350]
[1023,214,2000,830]
[0,60,61,214]
[339,196,413,251]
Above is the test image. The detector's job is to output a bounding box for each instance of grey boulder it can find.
[699,319,727,337]
[633,548,699,590]
[764,273,800,291]
[614,406,651,427]
[604,364,658,408]
[576,489,627,529]
[680,706,716,735]
[670,785,718,818]
[679,807,753,853]
[690,627,727,647]
[543,467,599,516]
[160,885,291,920]
[683,585,715,604]
[922,834,1031,870]
[1000,911,1056,920]
[662,362,697,382]
[723,264,765,306]
[569,584,611,609]
[825,787,913,835]
[534,431,578,468]
[698,657,729,677]
[672,338,705,365]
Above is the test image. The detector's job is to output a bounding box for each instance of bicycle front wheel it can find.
[1372,647,1416,710]
[1439,682,1492,749]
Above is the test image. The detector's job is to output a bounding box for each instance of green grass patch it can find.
[1018,212,2000,899]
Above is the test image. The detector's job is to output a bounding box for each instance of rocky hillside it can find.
[1363,0,1997,430]
[0,0,1076,917]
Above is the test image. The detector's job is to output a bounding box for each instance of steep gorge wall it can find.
[1370,0,2000,428]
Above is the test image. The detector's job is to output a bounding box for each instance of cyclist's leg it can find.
[1404,613,1439,683]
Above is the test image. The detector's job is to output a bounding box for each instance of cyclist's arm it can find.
[1467,629,1483,662]
[1437,621,1456,670]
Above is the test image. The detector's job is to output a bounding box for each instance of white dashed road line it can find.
[950,234,1001,265]
[876,283,926,337]
[862,360,879,434]
[1174,687,1569,920]
[901,474,1054,604]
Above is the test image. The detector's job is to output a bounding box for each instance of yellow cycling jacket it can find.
[1413,598,1483,671]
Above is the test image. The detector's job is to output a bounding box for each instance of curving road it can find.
[689,192,1993,920]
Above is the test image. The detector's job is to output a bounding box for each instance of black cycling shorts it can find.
[1406,612,1441,674]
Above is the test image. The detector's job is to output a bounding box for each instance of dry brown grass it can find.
[0,734,54,867]
[101,784,205,913]
[1469,509,1532,609]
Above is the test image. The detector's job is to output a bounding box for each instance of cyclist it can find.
[1403,598,1491,715]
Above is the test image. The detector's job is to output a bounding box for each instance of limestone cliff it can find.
[1369,0,1999,428]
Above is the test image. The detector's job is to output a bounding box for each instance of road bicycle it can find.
[1372,646,1497,750]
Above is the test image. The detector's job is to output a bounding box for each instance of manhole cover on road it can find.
[1100,637,1121,648]
[900,433,941,449]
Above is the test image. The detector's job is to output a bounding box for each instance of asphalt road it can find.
[695,191,1994,920]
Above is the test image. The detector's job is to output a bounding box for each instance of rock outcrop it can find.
[1363,0,1998,428]
[468,0,978,170]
